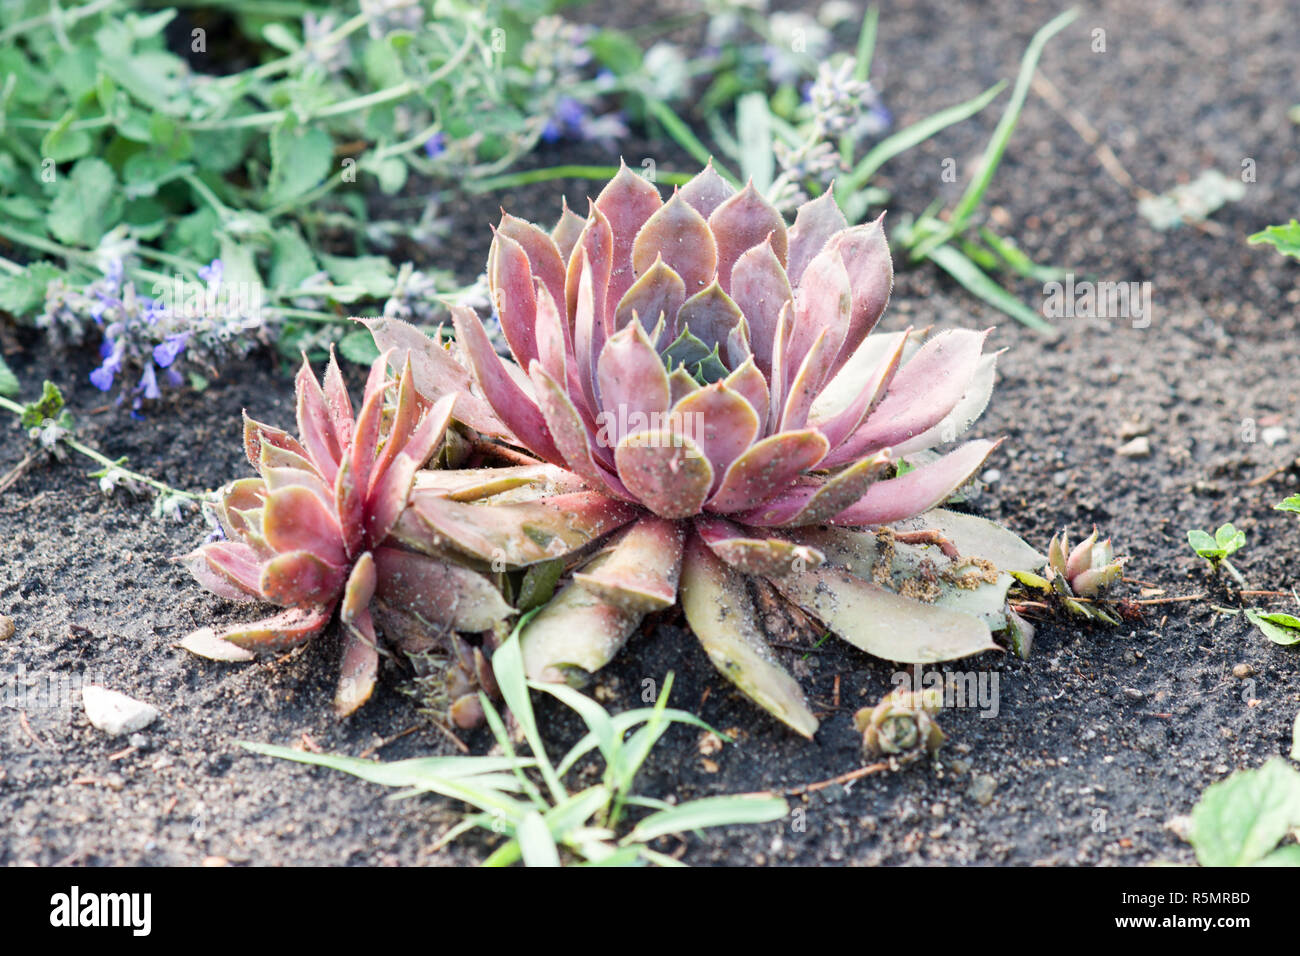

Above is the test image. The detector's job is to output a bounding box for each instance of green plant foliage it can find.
[1250,220,1300,259]
[1184,759,1300,866]
[246,616,788,866]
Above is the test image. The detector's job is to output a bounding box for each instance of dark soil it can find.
[4,0,1300,867]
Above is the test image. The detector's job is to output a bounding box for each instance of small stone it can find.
[128,733,149,750]
[0,615,13,641]
[1118,420,1150,441]
[698,731,723,757]
[969,774,997,806]
[1261,426,1288,447]
[1232,663,1255,679]
[700,758,719,774]
[982,469,1001,484]
[1117,436,1151,458]
[1052,471,1069,487]
[1122,687,1145,701]
[82,685,160,736]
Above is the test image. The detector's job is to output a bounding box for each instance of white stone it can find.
[82,685,160,736]
[1261,426,1288,447]
[1117,436,1151,458]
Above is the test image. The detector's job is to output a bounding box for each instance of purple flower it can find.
[90,364,116,391]
[153,333,189,368]
[198,260,223,285]
[423,132,446,158]
[138,362,160,401]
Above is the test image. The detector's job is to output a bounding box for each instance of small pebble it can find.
[983,469,1001,483]
[0,615,13,641]
[1232,663,1255,679]
[1261,426,1288,447]
[1117,436,1151,458]
[969,774,997,806]
[1118,420,1150,441]
[82,685,160,736]
[1123,687,1145,701]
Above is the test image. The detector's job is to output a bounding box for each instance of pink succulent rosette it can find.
[368,163,1045,737]
[180,351,511,716]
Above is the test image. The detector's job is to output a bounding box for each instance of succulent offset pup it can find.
[180,351,512,716]
[369,163,1045,737]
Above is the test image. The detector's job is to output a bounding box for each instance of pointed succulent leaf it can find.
[769,567,999,663]
[811,330,907,453]
[552,197,587,263]
[497,211,568,333]
[396,490,639,567]
[372,546,513,631]
[322,347,355,452]
[740,451,892,527]
[785,245,850,390]
[243,412,308,473]
[891,351,999,457]
[695,516,824,577]
[631,189,717,296]
[614,429,714,519]
[362,317,507,439]
[722,356,770,430]
[259,550,347,607]
[832,439,1001,527]
[574,515,684,612]
[1065,527,1100,580]
[836,329,989,459]
[213,478,267,540]
[263,485,346,566]
[521,552,645,683]
[680,535,819,738]
[596,161,664,312]
[295,357,343,484]
[489,230,542,370]
[613,255,687,336]
[671,381,761,491]
[451,306,563,465]
[184,542,263,601]
[787,190,849,288]
[678,160,735,219]
[204,604,335,653]
[708,181,787,292]
[335,609,379,717]
[531,362,630,497]
[564,202,613,336]
[595,321,673,447]
[823,216,893,371]
[729,236,793,377]
[708,429,829,514]
[779,327,837,432]
[340,550,377,625]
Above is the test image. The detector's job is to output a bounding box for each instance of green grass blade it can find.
[736,91,774,193]
[0,354,17,396]
[925,243,1058,336]
[240,742,530,819]
[947,7,1080,230]
[978,226,1069,281]
[482,839,522,867]
[544,785,612,838]
[626,793,790,844]
[643,98,741,186]
[839,80,1006,199]
[493,612,567,804]
[469,164,692,193]
[534,680,618,766]
[517,810,562,867]
[853,6,880,82]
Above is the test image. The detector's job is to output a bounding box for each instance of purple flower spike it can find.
[153,333,189,368]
